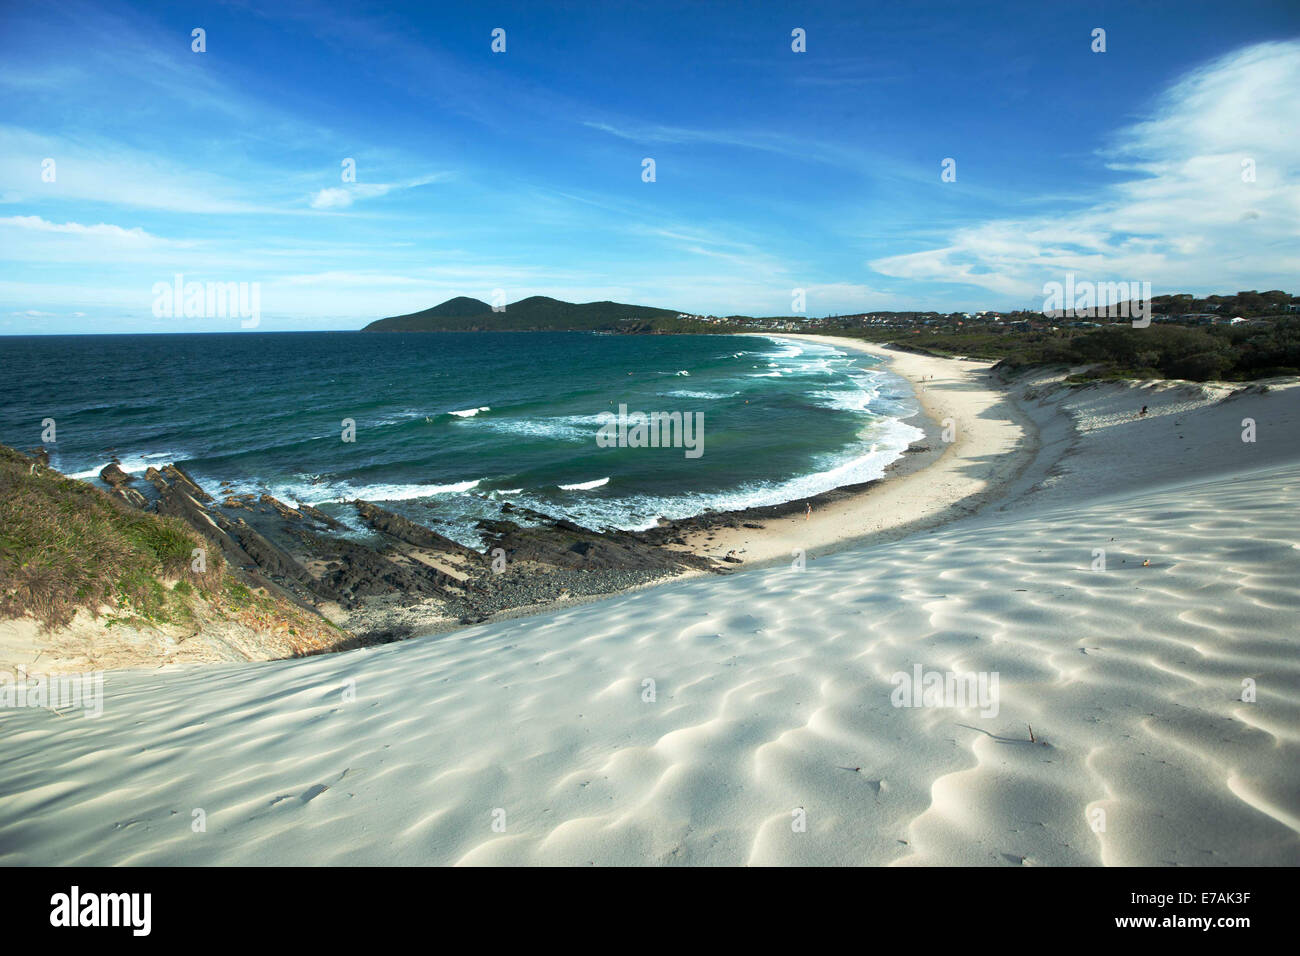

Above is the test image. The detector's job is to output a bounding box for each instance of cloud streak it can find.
[870,41,1300,300]
[309,173,450,210]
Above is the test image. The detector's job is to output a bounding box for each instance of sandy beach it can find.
[5,0,1298,901]
[679,334,1037,566]
[2,344,1298,866]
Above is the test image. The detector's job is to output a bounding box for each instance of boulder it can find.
[99,461,133,486]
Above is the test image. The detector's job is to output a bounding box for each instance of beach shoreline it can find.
[5,344,1300,865]
[412,332,1046,635]
[665,333,1040,568]
[1,332,1048,666]
[6,366,1297,865]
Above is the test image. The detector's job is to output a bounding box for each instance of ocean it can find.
[0,331,922,544]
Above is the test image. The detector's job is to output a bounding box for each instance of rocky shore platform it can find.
[61,453,728,644]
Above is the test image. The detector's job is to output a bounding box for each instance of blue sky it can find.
[2,0,1298,333]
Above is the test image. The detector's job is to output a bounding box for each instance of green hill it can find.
[363,295,688,332]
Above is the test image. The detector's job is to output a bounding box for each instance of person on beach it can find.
[805,502,812,520]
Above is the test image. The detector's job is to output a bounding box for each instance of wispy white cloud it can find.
[308,173,450,210]
[870,41,1300,301]
[0,126,298,215]
[581,119,878,173]
[3,4,1295,329]
[1,214,165,243]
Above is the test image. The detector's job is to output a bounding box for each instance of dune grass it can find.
[0,444,220,629]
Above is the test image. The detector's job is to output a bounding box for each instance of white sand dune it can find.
[2,347,1298,866]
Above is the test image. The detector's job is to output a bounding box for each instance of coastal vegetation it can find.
[847,317,1300,382]
[0,444,343,648]
[0,441,721,655]
[0,444,211,628]
[365,291,1300,382]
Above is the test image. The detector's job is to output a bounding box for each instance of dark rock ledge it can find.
[86,461,724,646]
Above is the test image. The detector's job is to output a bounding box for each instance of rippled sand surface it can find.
[2,373,1297,866]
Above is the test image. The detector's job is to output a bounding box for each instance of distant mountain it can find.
[368,296,493,329]
[362,295,685,332]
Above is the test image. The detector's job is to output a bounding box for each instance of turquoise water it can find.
[0,331,921,543]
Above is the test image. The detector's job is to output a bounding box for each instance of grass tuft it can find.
[0,445,221,629]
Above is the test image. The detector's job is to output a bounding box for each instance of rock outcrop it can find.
[83,454,722,644]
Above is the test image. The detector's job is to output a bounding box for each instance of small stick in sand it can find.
[1028,723,1036,743]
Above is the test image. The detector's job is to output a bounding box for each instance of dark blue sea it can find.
[0,331,921,543]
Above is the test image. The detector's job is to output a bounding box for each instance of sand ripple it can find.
[3,374,1299,865]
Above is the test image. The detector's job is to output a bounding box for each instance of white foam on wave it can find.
[373,409,429,426]
[245,475,484,506]
[768,342,804,359]
[812,372,889,413]
[367,478,481,498]
[812,387,875,413]
[64,451,187,481]
[661,389,739,400]
[558,477,610,491]
[756,335,852,365]
[506,414,925,532]
[449,406,490,418]
[789,357,839,376]
[472,415,602,442]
